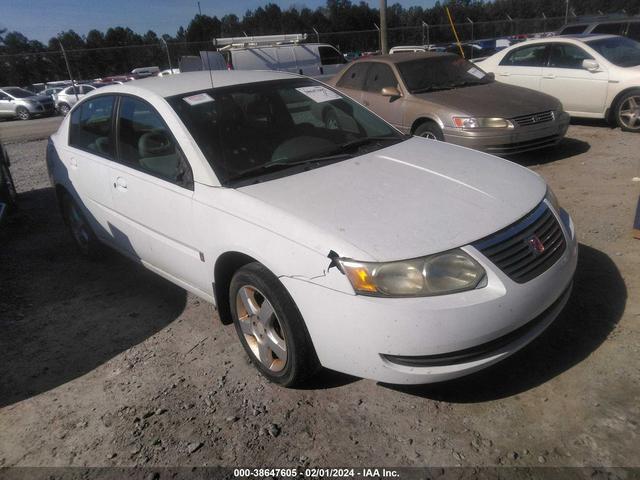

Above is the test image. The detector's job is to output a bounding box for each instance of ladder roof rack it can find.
[213,33,308,49]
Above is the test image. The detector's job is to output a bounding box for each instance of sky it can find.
[1,0,436,43]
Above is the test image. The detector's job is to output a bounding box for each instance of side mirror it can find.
[582,59,600,72]
[485,72,495,81]
[381,86,402,98]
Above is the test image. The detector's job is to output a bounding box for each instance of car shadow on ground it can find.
[0,187,187,407]
[509,137,591,167]
[381,244,626,402]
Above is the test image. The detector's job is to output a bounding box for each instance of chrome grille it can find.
[512,110,554,127]
[473,203,566,283]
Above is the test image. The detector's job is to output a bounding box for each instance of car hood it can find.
[238,137,546,261]
[412,82,560,118]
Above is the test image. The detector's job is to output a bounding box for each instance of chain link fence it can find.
[1,16,567,86]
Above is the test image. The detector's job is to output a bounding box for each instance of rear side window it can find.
[336,63,371,90]
[548,44,593,69]
[363,63,398,93]
[500,44,549,67]
[591,22,626,35]
[319,46,346,65]
[559,24,588,34]
[116,96,191,186]
[69,95,115,158]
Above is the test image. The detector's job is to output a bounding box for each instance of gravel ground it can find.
[0,118,639,470]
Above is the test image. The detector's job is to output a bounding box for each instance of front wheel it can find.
[230,262,319,387]
[58,103,71,116]
[414,121,444,141]
[15,107,30,121]
[615,91,640,132]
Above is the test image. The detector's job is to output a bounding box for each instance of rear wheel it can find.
[58,103,71,116]
[414,121,444,141]
[61,194,103,259]
[230,262,319,387]
[615,90,640,132]
[0,162,18,209]
[15,107,30,121]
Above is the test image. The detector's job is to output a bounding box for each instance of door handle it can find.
[542,74,555,79]
[114,177,127,191]
[498,72,510,76]
[69,157,78,169]
[363,100,370,106]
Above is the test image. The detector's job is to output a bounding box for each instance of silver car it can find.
[0,87,56,120]
[55,84,96,115]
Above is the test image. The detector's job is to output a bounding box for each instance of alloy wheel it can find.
[618,95,640,131]
[67,201,90,252]
[16,108,30,121]
[235,285,287,372]
[421,131,438,140]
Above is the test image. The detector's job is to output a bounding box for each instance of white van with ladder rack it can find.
[214,33,347,78]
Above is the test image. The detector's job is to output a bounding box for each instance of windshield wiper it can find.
[227,153,353,183]
[411,85,455,93]
[336,135,405,152]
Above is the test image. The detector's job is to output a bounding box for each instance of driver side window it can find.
[363,63,398,93]
[116,96,192,188]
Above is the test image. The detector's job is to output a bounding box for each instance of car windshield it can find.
[167,78,404,186]
[3,87,34,98]
[585,36,640,67]
[397,55,493,93]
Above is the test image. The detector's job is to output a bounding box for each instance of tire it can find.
[0,162,18,209]
[414,121,444,141]
[61,193,103,259]
[15,107,30,121]
[615,90,640,132]
[58,103,71,116]
[229,262,319,387]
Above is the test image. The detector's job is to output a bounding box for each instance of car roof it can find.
[514,34,618,45]
[92,70,301,98]
[352,52,454,64]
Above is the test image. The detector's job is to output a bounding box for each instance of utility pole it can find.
[466,17,474,41]
[422,21,429,46]
[564,0,569,24]
[161,37,173,72]
[197,1,202,15]
[379,0,388,54]
[313,27,320,43]
[57,38,78,102]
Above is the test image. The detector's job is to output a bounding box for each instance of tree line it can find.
[1,0,638,86]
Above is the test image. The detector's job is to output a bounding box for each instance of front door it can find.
[359,62,404,130]
[109,95,207,291]
[540,43,609,115]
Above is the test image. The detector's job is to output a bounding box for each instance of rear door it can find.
[109,95,207,290]
[360,62,404,129]
[0,91,13,117]
[64,94,117,241]
[495,43,549,90]
[540,43,608,115]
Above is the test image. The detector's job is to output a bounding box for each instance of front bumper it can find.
[26,102,56,115]
[443,112,570,155]
[281,202,578,384]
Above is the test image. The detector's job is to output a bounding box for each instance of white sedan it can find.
[476,34,640,131]
[46,71,578,386]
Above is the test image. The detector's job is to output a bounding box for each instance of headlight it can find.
[546,186,561,211]
[452,117,514,129]
[338,249,486,297]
